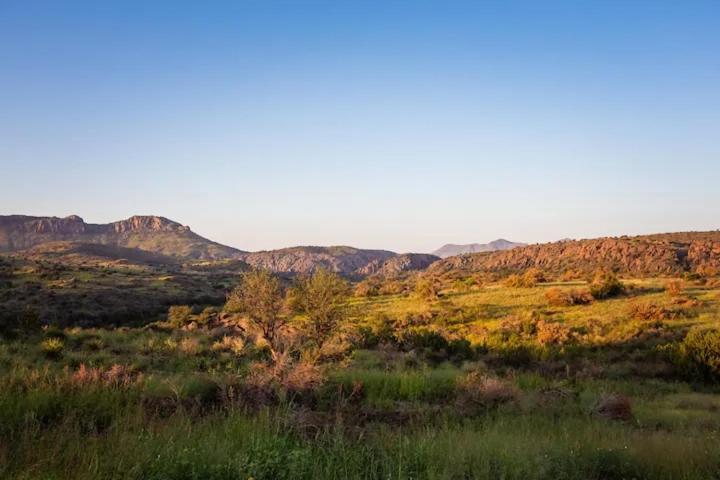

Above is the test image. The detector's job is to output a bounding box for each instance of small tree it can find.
[290,268,349,347]
[226,270,286,348]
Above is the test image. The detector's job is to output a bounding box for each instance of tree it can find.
[290,268,349,347]
[226,270,286,347]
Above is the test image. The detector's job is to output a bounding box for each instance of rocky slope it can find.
[0,215,245,260]
[432,239,525,258]
[429,232,720,277]
[355,253,440,277]
[240,246,391,278]
[0,215,438,277]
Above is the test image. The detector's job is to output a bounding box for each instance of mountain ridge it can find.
[0,215,438,277]
[432,239,526,258]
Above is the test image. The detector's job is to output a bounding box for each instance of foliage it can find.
[290,268,349,348]
[671,327,720,381]
[589,272,626,299]
[226,270,286,348]
[545,287,593,307]
[414,276,440,301]
[40,337,64,357]
[167,305,193,327]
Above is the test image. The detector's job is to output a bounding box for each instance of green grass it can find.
[1,277,719,478]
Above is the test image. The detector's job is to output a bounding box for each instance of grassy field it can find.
[1,275,719,479]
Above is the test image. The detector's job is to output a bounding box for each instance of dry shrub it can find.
[167,305,193,327]
[535,320,573,346]
[211,336,245,355]
[178,337,201,355]
[244,351,325,404]
[593,393,633,421]
[545,287,593,307]
[354,280,379,297]
[664,279,685,297]
[40,338,64,357]
[72,363,140,388]
[456,371,518,410]
[627,301,668,321]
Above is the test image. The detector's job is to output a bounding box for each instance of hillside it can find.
[0,215,245,261]
[240,246,399,277]
[429,231,720,278]
[432,239,525,258]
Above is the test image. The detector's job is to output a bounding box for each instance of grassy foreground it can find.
[1,277,719,479]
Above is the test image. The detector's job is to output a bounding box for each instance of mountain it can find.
[0,215,245,260]
[429,231,720,278]
[239,246,435,278]
[432,239,526,258]
[354,253,440,277]
[0,215,437,278]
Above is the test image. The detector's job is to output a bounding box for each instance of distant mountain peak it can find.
[432,239,526,258]
[0,214,243,260]
[109,215,189,233]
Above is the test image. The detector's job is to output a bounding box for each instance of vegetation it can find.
[1,251,720,478]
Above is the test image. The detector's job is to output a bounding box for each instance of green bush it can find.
[589,272,626,299]
[672,327,720,381]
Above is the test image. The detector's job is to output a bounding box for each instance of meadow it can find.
[1,271,719,479]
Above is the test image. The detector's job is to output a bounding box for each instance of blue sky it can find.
[1,1,719,253]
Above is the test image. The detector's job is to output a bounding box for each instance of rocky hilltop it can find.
[0,215,244,260]
[0,215,439,277]
[239,247,437,278]
[432,239,525,258]
[429,232,720,277]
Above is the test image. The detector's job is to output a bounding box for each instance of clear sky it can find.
[1,1,719,253]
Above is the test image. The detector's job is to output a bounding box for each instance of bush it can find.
[664,279,685,297]
[40,338,64,357]
[592,393,633,421]
[545,287,593,307]
[589,272,625,299]
[535,320,573,346]
[456,372,518,411]
[672,327,720,381]
[167,305,193,327]
[626,301,667,321]
[504,268,544,288]
[354,280,379,297]
[415,277,440,301]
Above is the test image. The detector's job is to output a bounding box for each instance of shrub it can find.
[535,320,573,346]
[456,372,517,411]
[354,279,380,297]
[414,276,440,301]
[167,305,193,327]
[626,301,667,321]
[40,338,64,357]
[589,272,625,299]
[664,279,685,297]
[672,327,720,381]
[545,287,593,307]
[211,336,245,355]
[178,337,202,355]
[592,393,633,421]
[504,269,544,288]
[226,270,287,350]
[290,268,349,348]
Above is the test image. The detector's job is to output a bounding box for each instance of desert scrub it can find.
[669,327,720,381]
[545,287,593,307]
[589,272,626,299]
[40,337,64,358]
